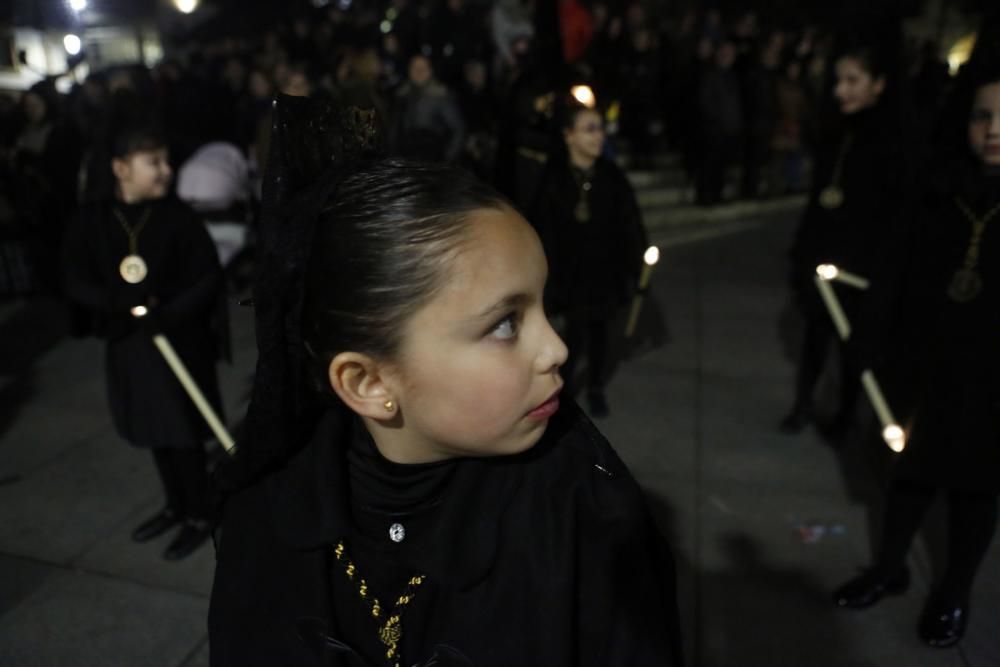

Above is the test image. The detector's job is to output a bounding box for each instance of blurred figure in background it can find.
[782,40,908,439]
[531,98,647,417]
[696,39,742,206]
[832,60,1000,651]
[388,54,466,163]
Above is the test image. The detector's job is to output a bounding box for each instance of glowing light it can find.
[816,264,839,281]
[644,246,660,266]
[69,0,87,11]
[883,424,906,452]
[380,20,393,34]
[131,306,148,318]
[947,33,977,76]
[571,85,596,109]
[63,34,82,56]
[173,0,198,14]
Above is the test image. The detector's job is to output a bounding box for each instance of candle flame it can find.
[131,306,148,318]
[644,246,660,266]
[816,264,839,281]
[570,85,596,109]
[883,424,906,452]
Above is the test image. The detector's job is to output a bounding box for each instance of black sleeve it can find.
[157,206,224,327]
[577,444,684,666]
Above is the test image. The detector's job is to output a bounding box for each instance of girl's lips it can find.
[527,390,561,419]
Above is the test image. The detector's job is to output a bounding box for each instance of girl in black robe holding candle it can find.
[831,61,1000,649]
[529,98,648,418]
[208,97,682,666]
[62,123,225,560]
[781,41,909,438]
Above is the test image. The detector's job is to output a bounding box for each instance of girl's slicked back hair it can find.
[302,158,511,389]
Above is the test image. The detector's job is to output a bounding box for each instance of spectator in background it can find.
[279,65,312,98]
[696,39,742,205]
[388,54,465,163]
[740,33,780,198]
[559,0,595,64]
[2,80,82,292]
[457,59,499,179]
[771,57,810,194]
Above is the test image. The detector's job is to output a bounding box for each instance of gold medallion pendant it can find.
[119,254,149,284]
[947,268,983,303]
[819,186,844,210]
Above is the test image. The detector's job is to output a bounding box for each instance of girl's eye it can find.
[489,313,519,341]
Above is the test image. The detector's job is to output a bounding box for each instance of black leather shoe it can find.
[779,408,811,433]
[833,566,910,608]
[588,392,609,418]
[918,597,967,648]
[163,521,211,561]
[131,509,180,543]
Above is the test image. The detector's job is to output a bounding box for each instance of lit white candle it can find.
[816,263,870,290]
[625,246,660,338]
[131,308,236,453]
[571,85,596,109]
[814,275,852,339]
[861,370,906,452]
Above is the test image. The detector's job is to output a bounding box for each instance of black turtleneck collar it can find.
[346,419,457,520]
[262,406,533,590]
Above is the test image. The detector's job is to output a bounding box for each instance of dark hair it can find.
[111,122,167,159]
[834,44,890,81]
[301,158,511,389]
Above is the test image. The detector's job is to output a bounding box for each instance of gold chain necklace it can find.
[947,196,1000,303]
[112,206,152,284]
[819,132,853,210]
[332,539,426,667]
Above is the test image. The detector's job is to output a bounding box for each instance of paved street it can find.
[1,204,998,666]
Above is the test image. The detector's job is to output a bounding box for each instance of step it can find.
[642,194,807,230]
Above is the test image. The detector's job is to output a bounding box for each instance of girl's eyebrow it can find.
[475,293,530,320]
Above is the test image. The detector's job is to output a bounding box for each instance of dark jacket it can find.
[883,162,1000,493]
[62,197,224,448]
[789,104,909,288]
[208,401,684,666]
[530,157,648,318]
[388,81,466,163]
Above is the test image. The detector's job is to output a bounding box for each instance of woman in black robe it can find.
[831,62,1000,649]
[62,123,224,560]
[530,98,647,417]
[781,42,909,438]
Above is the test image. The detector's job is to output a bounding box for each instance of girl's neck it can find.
[568,150,597,171]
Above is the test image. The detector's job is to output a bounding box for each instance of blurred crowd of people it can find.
[0,0,964,297]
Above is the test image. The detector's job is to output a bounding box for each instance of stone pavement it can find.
[1,205,998,666]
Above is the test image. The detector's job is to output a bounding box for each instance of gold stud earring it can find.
[384,400,394,412]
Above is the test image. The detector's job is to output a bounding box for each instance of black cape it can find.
[530,157,648,318]
[62,197,225,448]
[208,401,683,666]
[883,164,1000,493]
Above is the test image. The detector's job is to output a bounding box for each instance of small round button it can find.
[389,523,405,543]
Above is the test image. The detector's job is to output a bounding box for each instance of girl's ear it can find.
[327,352,397,421]
[111,157,130,182]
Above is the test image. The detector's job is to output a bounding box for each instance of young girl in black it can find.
[781,42,908,438]
[530,99,647,418]
[832,62,1000,649]
[62,124,224,560]
[208,97,681,666]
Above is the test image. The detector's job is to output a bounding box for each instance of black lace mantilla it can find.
[218,95,381,492]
